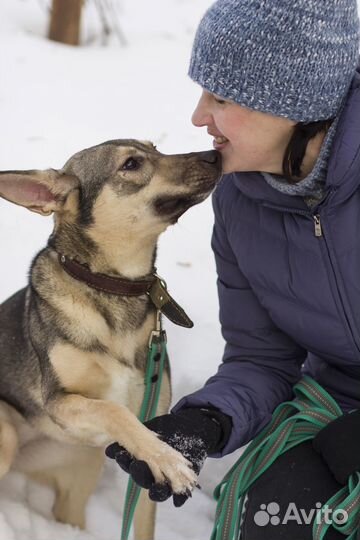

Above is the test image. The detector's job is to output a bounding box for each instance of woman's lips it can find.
[213,136,229,150]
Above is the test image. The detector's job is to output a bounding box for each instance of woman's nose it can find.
[191,92,212,127]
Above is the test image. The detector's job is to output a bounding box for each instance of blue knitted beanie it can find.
[189,0,360,122]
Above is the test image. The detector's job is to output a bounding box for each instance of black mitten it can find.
[312,409,360,485]
[106,407,232,506]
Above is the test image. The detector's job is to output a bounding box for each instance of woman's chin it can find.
[222,158,254,174]
[221,160,240,174]
[219,151,242,174]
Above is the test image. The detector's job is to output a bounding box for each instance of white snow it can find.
[0,1,241,538]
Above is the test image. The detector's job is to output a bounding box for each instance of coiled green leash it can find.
[211,376,360,540]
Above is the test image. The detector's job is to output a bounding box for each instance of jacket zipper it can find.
[264,202,360,356]
[312,213,360,355]
[313,215,322,237]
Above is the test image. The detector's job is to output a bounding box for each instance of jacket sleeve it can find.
[172,186,307,456]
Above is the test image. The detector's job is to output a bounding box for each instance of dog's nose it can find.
[197,150,221,165]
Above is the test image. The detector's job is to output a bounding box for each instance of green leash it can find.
[120,271,194,540]
[211,376,360,540]
[121,311,168,540]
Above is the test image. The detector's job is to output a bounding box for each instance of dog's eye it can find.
[121,158,140,171]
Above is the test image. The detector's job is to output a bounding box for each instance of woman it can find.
[107,0,360,538]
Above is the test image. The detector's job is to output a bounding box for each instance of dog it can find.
[0,139,221,540]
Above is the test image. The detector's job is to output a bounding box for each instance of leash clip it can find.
[148,309,164,348]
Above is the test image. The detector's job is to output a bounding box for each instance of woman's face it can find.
[191,90,296,174]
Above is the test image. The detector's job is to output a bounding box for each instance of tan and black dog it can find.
[0,140,221,539]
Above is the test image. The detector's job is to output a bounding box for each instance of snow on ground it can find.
[0,1,242,539]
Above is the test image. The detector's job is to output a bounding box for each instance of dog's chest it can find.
[100,356,144,414]
[52,287,153,354]
[49,339,146,414]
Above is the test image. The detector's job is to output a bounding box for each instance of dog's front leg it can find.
[48,394,197,494]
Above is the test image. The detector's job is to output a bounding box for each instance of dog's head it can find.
[0,140,221,271]
[0,139,221,225]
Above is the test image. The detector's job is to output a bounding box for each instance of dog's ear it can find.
[0,169,79,216]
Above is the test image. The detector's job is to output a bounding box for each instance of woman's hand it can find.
[106,407,231,506]
[312,409,360,485]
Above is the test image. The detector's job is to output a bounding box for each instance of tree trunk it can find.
[48,0,83,46]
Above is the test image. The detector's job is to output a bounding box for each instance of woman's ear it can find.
[0,169,79,216]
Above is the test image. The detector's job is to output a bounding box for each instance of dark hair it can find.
[282,119,333,183]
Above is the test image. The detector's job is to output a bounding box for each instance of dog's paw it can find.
[140,440,197,494]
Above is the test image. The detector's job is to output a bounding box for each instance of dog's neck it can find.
[49,231,158,280]
[92,241,157,279]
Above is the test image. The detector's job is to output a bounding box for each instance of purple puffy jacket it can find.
[173,66,360,456]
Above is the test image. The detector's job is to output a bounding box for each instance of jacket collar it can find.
[230,66,360,212]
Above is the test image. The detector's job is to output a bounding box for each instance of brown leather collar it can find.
[58,253,194,328]
[58,253,155,296]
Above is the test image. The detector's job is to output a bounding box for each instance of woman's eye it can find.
[122,157,140,171]
[214,98,226,105]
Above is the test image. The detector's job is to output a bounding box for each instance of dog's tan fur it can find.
[0,140,221,538]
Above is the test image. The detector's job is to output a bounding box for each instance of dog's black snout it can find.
[198,150,221,165]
